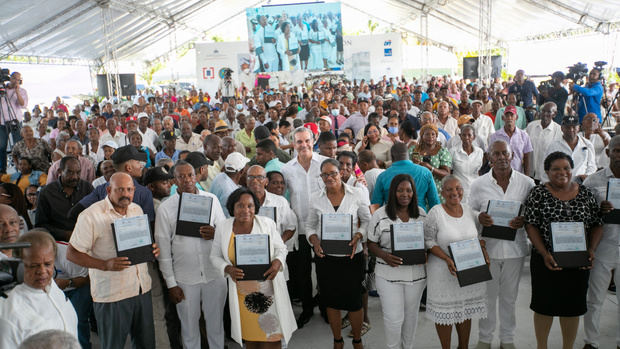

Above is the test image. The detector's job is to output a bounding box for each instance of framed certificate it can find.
[604,179,620,224]
[258,206,277,223]
[176,192,213,238]
[448,238,492,287]
[234,234,271,280]
[551,222,589,268]
[481,200,522,241]
[390,222,425,265]
[112,214,154,265]
[320,213,353,255]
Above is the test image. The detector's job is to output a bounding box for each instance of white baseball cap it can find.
[224,152,250,172]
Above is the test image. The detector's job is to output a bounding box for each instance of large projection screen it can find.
[246,2,343,73]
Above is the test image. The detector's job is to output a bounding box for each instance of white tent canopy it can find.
[2,0,620,64]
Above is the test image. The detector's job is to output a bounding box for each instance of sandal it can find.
[341,317,351,329]
[348,321,371,337]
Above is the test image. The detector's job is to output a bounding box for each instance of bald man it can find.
[68,173,160,349]
[0,204,20,259]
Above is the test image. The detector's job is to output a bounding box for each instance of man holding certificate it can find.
[306,158,371,349]
[524,151,603,349]
[582,135,620,349]
[468,140,535,349]
[67,173,160,349]
[154,160,227,349]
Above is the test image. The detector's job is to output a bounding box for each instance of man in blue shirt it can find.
[371,142,440,211]
[572,68,604,123]
[508,69,539,122]
[68,145,155,222]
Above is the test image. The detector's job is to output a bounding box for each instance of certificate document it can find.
[258,206,277,223]
[449,238,486,271]
[391,222,424,251]
[607,178,620,208]
[178,193,212,224]
[176,193,213,237]
[234,234,271,280]
[551,222,587,252]
[448,238,492,287]
[321,213,352,241]
[390,222,426,265]
[487,200,521,227]
[112,214,154,265]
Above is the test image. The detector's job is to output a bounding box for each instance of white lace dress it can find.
[424,204,488,325]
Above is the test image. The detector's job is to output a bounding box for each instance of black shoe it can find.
[296,311,313,328]
[609,283,616,294]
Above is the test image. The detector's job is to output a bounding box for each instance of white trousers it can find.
[584,257,620,348]
[177,278,227,349]
[376,276,426,349]
[148,263,170,349]
[478,257,524,344]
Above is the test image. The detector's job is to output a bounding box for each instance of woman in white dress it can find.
[307,20,324,71]
[276,22,300,72]
[424,175,489,349]
[449,125,483,203]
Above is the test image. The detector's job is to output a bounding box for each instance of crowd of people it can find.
[0,66,618,349]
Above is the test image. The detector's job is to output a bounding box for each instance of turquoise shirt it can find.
[264,157,284,173]
[371,160,440,211]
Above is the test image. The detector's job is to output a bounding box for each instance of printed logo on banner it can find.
[202,67,215,80]
[384,48,392,57]
[384,40,392,46]
[218,68,231,79]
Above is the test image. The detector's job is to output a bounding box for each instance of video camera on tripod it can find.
[0,68,12,96]
[0,67,22,136]
[0,242,30,298]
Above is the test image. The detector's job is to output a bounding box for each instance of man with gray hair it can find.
[281,126,328,327]
[46,139,95,184]
[0,204,21,259]
[525,102,562,181]
[19,329,80,349]
[469,139,535,349]
[0,230,78,348]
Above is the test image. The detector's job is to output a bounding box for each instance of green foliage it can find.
[139,60,166,86]
[367,20,379,34]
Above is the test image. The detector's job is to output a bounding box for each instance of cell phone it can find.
[423,156,431,163]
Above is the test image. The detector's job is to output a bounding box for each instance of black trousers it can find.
[287,234,315,313]
[93,292,155,349]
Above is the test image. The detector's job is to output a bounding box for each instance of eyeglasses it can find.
[247,175,266,181]
[320,171,339,179]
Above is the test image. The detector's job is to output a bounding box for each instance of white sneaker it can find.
[475,342,491,349]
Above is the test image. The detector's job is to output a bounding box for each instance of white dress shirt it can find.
[364,168,385,202]
[543,135,597,181]
[176,133,203,152]
[305,183,371,257]
[100,131,128,147]
[281,152,328,236]
[261,191,298,251]
[450,145,484,203]
[138,127,158,152]
[437,116,458,138]
[468,170,535,259]
[155,190,226,288]
[526,120,562,179]
[55,242,88,292]
[471,114,495,150]
[581,131,610,169]
[0,282,78,348]
[582,167,620,264]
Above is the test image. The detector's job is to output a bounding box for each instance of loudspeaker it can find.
[462,56,502,79]
[96,74,136,96]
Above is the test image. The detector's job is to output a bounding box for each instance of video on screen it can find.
[246,2,343,73]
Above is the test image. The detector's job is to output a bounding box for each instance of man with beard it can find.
[68,173,160,349]
[36,156,94,242]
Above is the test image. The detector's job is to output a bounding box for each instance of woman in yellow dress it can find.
[211,187,296,348]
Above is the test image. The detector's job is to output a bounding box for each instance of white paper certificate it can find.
[235,234,270,265]
[487,200,521,227]
[449,238,486,271]
[258,206,277,222]
[551,222,587,252]
[113,215,151,252]
[321,213,352,241]
[392,222,424,251]
[178,193,212,224]
[607,178,620,209]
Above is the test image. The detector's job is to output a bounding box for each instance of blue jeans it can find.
[0,124,22,172]
[65,284,93,349]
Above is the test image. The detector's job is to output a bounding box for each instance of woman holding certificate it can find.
[210,188,296,349]
[367,174,427,349]
[306,158,371,349]
[524,152,603,349]
[424,175,488,349]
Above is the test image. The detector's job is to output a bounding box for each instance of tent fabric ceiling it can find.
[1,0,619,63]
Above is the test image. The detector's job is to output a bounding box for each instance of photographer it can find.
[571,68,604,123]
[218,69,237,104]
[538,71,568,124]
[0,71,28,174]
